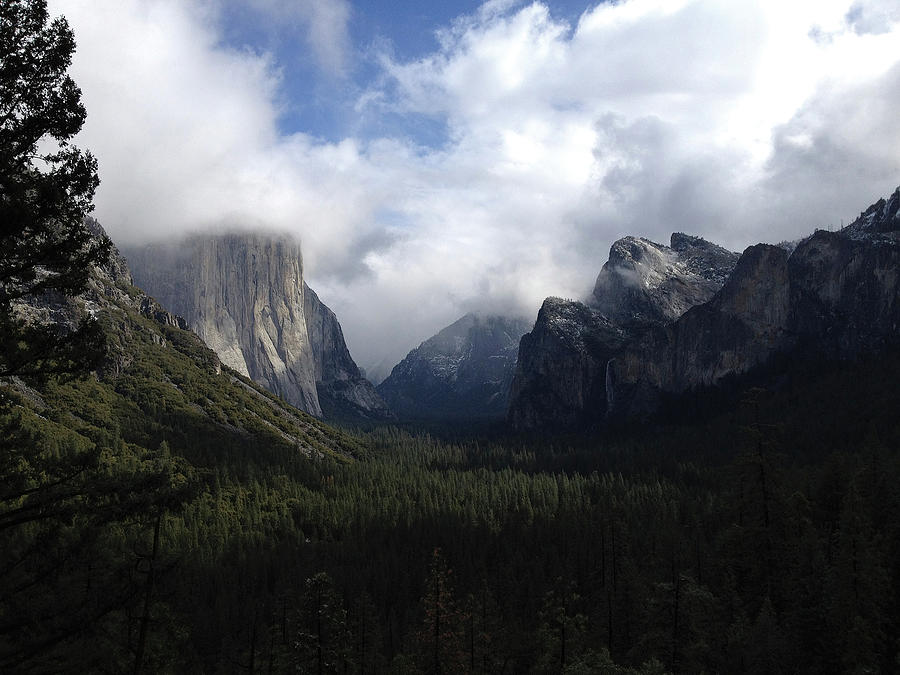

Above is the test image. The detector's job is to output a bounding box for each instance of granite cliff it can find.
[124,233,390,421]
[509,233,739,429]
[509,187,900,430]
[607,188,900,418]
[591,233,740,326]
[507,300,628,430]
[378,313,530,420]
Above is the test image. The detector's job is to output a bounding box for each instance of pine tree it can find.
[294,572,352,673]
[416,548,466,674]
[350,592,385,674]
[536,577,587,673]
[0,0,109,383]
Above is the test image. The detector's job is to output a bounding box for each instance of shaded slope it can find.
[1,221,363,670]
[510,233,739,429]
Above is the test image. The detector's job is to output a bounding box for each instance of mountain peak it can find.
[590,232,738,325]
[846,185,900,236]
[378,313,531,421]
[510,186,900,431]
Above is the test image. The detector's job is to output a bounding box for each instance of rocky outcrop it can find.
[125,232,389,421]
[590,234,739,325]
[12,218,218,380]
[509,187,900,430]
[788,228,900,355]
[508,300,627,429]
[378,313,530,420]
[509,233,739,429]
[848,187,900,236]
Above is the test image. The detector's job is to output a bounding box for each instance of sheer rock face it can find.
[510,187,900,430]
[378,313,531,420]
[125,233,389,421]
[667,243,793,392]
[508,299,627,429]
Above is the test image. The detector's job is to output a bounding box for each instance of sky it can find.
[50,0,900,375]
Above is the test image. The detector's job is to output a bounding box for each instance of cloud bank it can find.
[53,0,900,369]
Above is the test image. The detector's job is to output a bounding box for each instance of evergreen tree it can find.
[294,572,353,673]
[0,0,109,383]
[416,548,466,674]
[536,577,587,674]
[0,8,200,669]
[350,592,385,674]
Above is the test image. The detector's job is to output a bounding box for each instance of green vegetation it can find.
[0,285,364,671]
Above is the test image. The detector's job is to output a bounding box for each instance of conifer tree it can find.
[0,6,198,669]
[0,0,109,383]
[294,572,352,673]
[417,548,465,674]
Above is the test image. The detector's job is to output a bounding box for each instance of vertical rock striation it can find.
[125,232,389,421]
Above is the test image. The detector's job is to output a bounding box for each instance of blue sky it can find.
[52,0,900,371]
[217,1,476,143]
[217,1,600,143]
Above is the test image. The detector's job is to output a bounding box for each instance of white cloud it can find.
[51,0,900,370]
[844,0,900,35]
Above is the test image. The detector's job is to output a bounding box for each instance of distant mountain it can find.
[124,233,392,423]
[378,313,531,420]
[509,187,900,430]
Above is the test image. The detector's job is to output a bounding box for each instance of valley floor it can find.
[3,348,900,673]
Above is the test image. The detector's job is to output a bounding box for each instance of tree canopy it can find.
[0,0,109,380]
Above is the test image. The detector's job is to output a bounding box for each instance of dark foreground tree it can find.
[0,0,109,381]
[416,549,466,674]
[294,572,353,673]
[0,3,196,671]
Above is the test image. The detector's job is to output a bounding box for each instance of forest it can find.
[3,338,900,673]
